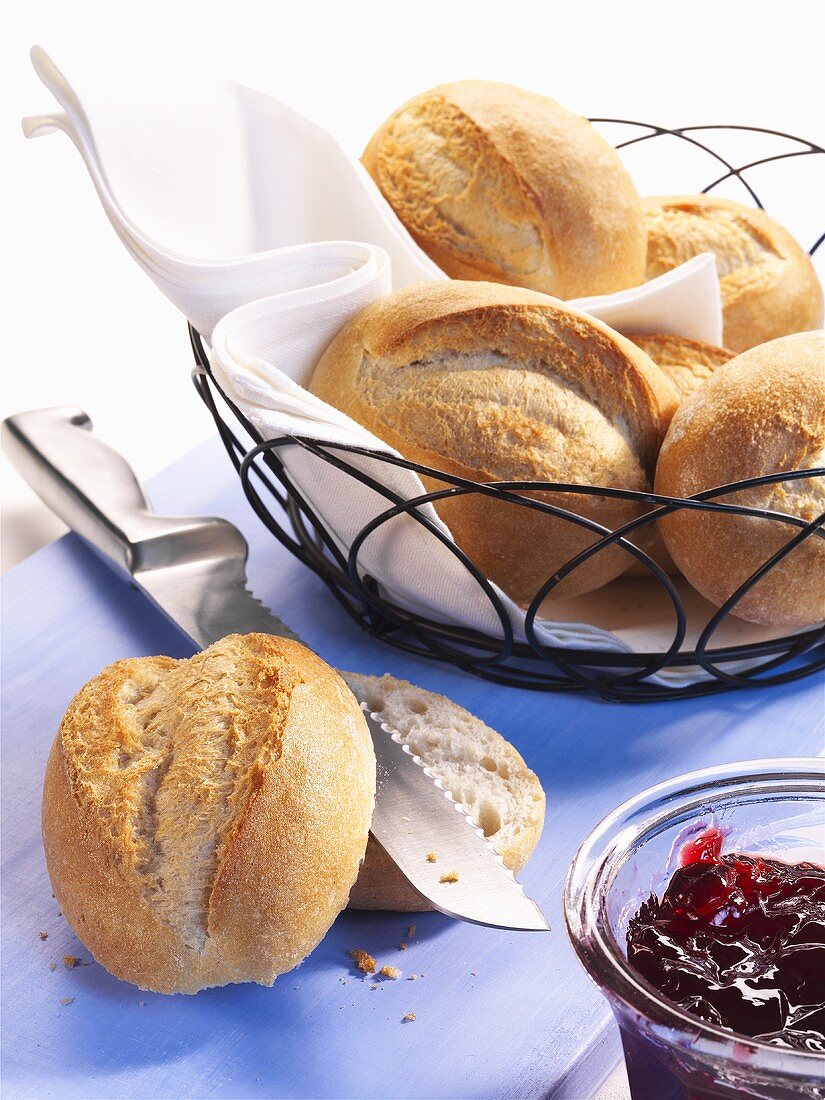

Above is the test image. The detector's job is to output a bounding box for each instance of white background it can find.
[1,4,822,1096]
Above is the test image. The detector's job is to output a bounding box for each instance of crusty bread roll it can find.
[624,333,736,578]
[644,195,823,353]
[310,281,679,602]
[344,673,545,912]
[656,332,825,627]
[42,634,376,994]
[628,333,735,402]
[363,80,646,298]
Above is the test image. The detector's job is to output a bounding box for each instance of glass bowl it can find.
[564,759,825,1099]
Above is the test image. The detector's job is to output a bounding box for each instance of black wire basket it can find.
[192,120,825,702]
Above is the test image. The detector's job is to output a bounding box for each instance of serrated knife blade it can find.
[2,406,549,931]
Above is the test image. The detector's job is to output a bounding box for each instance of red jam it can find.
[626,827,825,1052]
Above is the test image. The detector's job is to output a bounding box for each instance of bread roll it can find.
[656,332,825,627]
[42,634,376,994]
[344,673,545,912]
[628,333,735,402]
[363,80,646,298]
[644,195,823,353]
[310,281,679,602]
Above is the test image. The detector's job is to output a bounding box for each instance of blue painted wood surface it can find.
[2,434,823,1100]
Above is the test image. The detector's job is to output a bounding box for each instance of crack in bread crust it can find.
[61,640,298,951]
[373,97,550,287]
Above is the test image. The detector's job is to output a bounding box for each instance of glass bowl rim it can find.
[563,756,825,1071]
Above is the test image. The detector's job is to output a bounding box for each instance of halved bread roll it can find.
[344,672,545,912]
[42,634,376,993]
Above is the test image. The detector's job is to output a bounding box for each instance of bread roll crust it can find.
[655,332,825,627]
[310,281,678,602]
[42,635,376,994]
[628,332,735,402]
[363,80,646,298]
[644,195,824,353]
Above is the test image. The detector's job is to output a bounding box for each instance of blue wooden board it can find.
[2,434,823,1100]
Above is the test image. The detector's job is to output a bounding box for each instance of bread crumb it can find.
[403,1013,416,1022]
[402,815,410,822]
[349,948,377,975]
[380,966,401,980]
[59,997,74,1006]
[406,925,416,938]
[48,962,57,972]
[426,852,437,863]
[63,955,87,969]
[407,974,417,981]
[439,871,459,884]
[38,931,48,941]
[398,942,407,951]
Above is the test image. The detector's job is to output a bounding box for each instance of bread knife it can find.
[3,406,549,932]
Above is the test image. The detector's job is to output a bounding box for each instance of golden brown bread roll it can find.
[309,281,679,602]
[42,634,376,994]
[363,80,646,298]
[621,334,734,577]
[644,195,823,353]
[655,332,825,627]
[628,332,735,402]
[345,673,545,912]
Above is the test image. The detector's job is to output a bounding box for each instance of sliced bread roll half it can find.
[343,672,546,911]
[42,634,376,993]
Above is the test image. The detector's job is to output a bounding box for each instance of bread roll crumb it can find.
[439,872,459,884]
[380,966,402,980]
[406,925,416,938]
[344,671,545,912]
[349,948,377,975]
[403,1013,416,1022]
[63,955,84,969]
[60,997,74,1006]
[38,931,48,941]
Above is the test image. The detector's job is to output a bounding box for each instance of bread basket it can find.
[192,120,824,702]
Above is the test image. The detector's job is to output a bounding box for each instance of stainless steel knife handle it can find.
[2,406,246,576]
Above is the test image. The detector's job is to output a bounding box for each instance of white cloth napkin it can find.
[24,46,728,683]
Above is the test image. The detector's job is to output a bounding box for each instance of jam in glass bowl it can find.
[564,759,825,1099]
